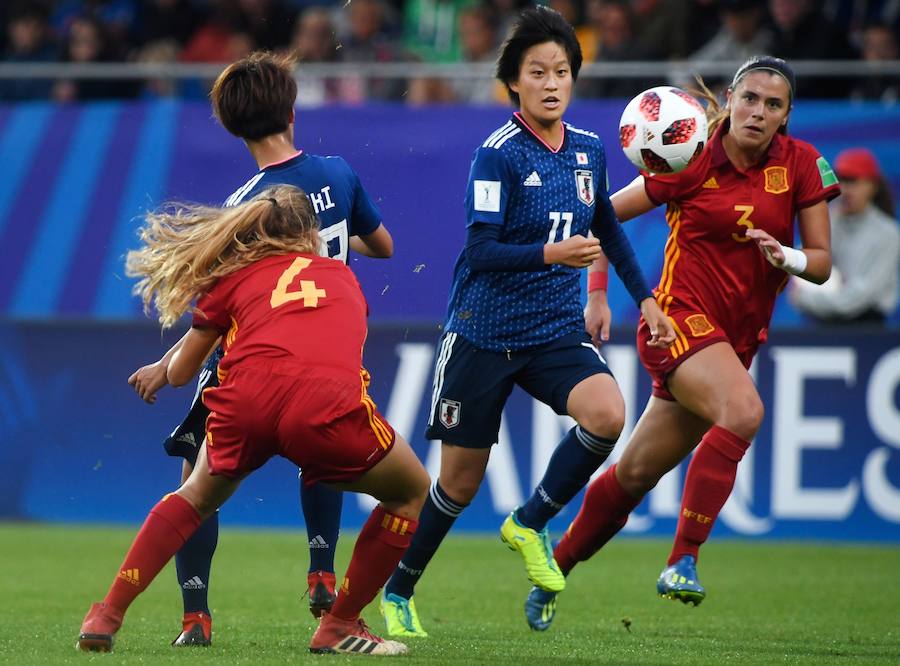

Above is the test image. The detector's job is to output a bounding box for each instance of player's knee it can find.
[719,391,764,441]
[439,473,482,505]
[615,458,660,497]
[577,402,625,442]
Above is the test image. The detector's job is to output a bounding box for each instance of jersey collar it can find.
[260,150,305,171]
[512,112,567,153]
[711,120,785,170]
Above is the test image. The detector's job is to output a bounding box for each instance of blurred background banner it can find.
[1,99,899,325]
[1,320,898,541]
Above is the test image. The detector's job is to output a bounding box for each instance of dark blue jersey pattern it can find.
[223,151,382,263]
[445,113,650,352]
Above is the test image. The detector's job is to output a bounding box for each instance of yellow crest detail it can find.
[685,314,715,337]
[764,166,789,194]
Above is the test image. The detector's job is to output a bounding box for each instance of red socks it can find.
[330,505,418,621]
[669,425,750,565]
[104,493,202,614]
[553,464,641,575]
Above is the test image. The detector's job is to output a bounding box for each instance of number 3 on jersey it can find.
[548,211,574,243]
[731,205,755,242]
[271,257,327,309]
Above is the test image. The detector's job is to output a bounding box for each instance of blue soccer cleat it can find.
[656,555,706,605]
[524,586,558,631]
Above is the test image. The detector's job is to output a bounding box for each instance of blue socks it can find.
[516,426,616,531]
[176,511,219,615]
[385,481,467,600]
[301,480,343,573]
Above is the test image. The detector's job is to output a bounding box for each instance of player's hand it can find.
[745,228,785,267]
[584,290,612,345]
[639,298,676,349]
[545,235,602,268]
[128,360,169,404]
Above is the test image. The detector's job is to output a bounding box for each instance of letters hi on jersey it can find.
[222,151,383,264]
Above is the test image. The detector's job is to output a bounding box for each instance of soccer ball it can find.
[619,86,708,174]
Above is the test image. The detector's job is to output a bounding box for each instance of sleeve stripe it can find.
[482,121,515,147]
[492,128,520,148]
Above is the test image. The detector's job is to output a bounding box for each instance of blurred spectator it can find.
[579,0,654,99]
[449,4,503,103]
[53,15,139,101]
[52,0,138,50]
[632,0,690,60]
[690,0,772,65]
[339,0,406,101]
[136,0,203,48]
[290,7,350,106]
[135,37,179,97]
[180,1,254,64]
[851,22,900,104]
[549,0,594,61]
[1,1,57,101]
[235,0,295,51]
[791,148,900,325]
[682,0,724,56]
[768,0,854,98]
[404,0,475,63]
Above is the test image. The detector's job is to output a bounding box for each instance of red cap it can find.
[834,148,881,181]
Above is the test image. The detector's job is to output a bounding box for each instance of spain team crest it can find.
[764,166,789,194]
[575,170,594,206]
[439,399,461,428]
[685,313,715,337]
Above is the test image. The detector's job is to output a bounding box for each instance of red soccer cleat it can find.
[172,611,212,646]
[76,602,123,652]
[306,570,337,618]
[309,612,408,655]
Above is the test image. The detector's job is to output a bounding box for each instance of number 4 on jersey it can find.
[271,257,327,309]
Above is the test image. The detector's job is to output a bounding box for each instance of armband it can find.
[587,271,609,292]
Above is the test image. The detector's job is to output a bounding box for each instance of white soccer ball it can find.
[619,86,708,174]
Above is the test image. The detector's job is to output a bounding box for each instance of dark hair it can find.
[495,6,582,106]
[210,51,298,141]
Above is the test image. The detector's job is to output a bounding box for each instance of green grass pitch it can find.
[0,523,897,664]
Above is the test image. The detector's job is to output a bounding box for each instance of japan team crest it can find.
[575,170,595,206]
[764,166,789,194]
[439,399,461,428]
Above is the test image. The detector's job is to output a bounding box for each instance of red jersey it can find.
[643,122,840,355]
[193,253,368,383]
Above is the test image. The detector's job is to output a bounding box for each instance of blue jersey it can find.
[445,114,612,352]
[224,152,382,263]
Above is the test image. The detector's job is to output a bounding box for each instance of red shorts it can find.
[201,362,394,484]
[637,307,756,401]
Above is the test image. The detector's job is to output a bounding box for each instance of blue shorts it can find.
[163,347,223,464]
[425,331,613,448]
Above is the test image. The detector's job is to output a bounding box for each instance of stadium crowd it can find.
[1,0,899,103]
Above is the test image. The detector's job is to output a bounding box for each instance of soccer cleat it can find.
[657,555,706,606]
[172,611,212,647]
[307,570,337,618]
[379,592,428,638]
[309,611,408,655]
[76,602,123,652]
[499,512,566,592]
[524,586,558,631]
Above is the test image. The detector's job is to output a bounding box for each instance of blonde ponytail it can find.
[126,185,319,328]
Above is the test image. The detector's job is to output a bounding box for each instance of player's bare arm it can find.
[349,223,394,258]
[128,330,190,404]
[167,327,222,387]
[610,176,654,222]
[746,200,832,284]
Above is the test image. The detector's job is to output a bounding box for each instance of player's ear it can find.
[509,80,520,95]
[289,109,295,125]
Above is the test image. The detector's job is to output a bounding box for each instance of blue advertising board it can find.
[2,321,898,542]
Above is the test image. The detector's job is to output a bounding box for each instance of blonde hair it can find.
[126,185,319,328]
